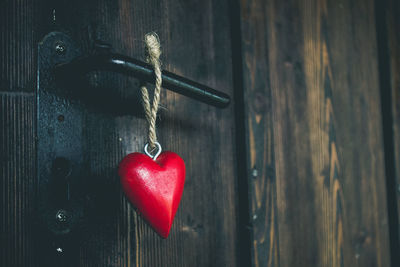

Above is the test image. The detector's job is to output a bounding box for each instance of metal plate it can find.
[37,32,85,266]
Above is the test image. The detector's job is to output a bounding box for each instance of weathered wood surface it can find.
[1,0,240,266]
[238,0,392,266]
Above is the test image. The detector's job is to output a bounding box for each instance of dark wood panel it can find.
[0,93,36,267]
[1,0,240,266]
[382,0,400,264]
[0,0,49,92]
[239,0,391,266]
[387,0,400,227]
[387,0,400,189]
[237,0,279,266]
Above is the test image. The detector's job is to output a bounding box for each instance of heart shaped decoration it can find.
[118,151,185,238]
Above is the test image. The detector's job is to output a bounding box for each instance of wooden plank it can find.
[0,0,46,92]
[386,0,400,192]
[237,0,279,266]
[2,0,241,266]
[238,0,391,266]
[0,93,36,266]
[380,0,400,264]
[109,1,239,265]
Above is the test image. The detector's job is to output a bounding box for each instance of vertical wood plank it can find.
[109,1,239,266]
[0,0,48,92]
[0,93,36,267]
[238,0,279,266]
[386,0,400,194]
[380,0,400,264]
[238,0,391,266]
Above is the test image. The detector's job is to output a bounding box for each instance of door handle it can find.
[55,52,230,108]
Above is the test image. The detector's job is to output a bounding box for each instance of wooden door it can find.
[1,0,399,266]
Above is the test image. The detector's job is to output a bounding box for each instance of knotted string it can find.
[141,33,162,150]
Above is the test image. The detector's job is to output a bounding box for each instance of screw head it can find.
[251,168,258,178]
[57,114,65,122]
[55,43,66,54]
[56,209,68,222]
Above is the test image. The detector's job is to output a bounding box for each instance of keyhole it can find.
[52,157,71,179]
[51,157,71,203]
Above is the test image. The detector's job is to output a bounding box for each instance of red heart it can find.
[118,151,185,238]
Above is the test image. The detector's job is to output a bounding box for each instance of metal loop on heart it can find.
[144,142,162,160]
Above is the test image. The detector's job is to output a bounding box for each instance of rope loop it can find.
[140,32,162,149]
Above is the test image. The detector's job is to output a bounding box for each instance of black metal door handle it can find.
[55,52,230,108]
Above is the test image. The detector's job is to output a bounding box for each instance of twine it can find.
[141,32,162,150]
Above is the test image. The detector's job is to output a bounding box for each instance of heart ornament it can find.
[119,33,186,238]
[118,144,185,238]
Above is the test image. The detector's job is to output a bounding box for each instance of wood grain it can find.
[0,93,36,267]
[238,0,279,266]
[0,0,47,92]
[239,0,391,266]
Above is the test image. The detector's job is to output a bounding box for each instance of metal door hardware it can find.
[56,53,230,108]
